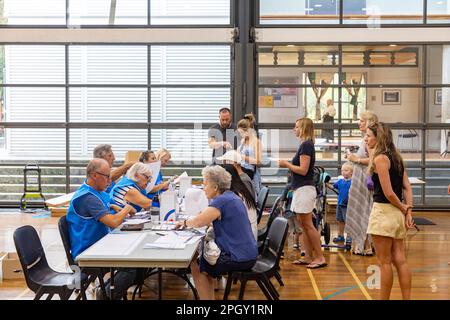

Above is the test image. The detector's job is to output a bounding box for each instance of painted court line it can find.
[12,288,30,300]
[338,252,372,300]
[306,268,323,300]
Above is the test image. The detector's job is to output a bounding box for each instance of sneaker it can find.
[293,244,299,249]
[333,235,345,243]
[345,236,352,245]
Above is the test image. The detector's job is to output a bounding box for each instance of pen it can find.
[156,232,165,236]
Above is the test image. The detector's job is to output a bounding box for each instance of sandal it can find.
[306,262,328,269]
[292,259,311,265]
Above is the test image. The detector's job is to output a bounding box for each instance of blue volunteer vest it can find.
[110,177,147,212]
[66,183,112,260]
[105,180,116,194]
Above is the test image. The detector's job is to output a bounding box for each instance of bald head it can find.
[86,158,109,178]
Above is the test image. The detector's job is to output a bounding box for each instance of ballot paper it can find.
[145,161,161,193]
[173,171,188,185]
[150,221,177,231]
[122,219,150,225]
[143,232,202,250]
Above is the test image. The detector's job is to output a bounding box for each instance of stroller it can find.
[317,168,351,250]
[311,166,332,246]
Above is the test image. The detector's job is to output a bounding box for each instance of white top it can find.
[325,104,336,117]
[244,201,258,241]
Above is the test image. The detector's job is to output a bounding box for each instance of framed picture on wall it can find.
[382,90,401,105]
[434,89,442,105]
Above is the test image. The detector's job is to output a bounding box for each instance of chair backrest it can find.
[259,217,289,271]
[58,216,76,266]
[256,186,270,224]
[258,196,283,242]
[13,225,51,292]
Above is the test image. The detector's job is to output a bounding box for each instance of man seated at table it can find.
[93,144,135,193]
[66,158,137,300]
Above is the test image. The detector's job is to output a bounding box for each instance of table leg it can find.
[158,268,162,300]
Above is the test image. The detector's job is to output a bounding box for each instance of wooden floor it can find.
[1,211,449,300]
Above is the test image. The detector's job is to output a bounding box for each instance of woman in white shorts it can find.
[279,118,326,269]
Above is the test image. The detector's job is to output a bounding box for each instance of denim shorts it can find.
[336,205,347,222]
[199,251,256,278]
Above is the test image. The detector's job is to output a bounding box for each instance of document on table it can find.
[143,232,203,249]
[81,233,146,256]
[151,221,177,231]
[123,219,150,225]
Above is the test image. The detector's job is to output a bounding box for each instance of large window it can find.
[0,43,231,203]
[257,43,450,207]
[0,0,231,26]
[259,0,450,25]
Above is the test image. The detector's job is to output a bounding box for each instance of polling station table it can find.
[76,221,202,300]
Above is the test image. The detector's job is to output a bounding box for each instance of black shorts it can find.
[199,251,256,278]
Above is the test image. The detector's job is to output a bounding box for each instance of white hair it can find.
[201,165,231,193]
[126,162,153,183]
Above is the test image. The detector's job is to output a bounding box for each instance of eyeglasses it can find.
[141,173,152,181]
[95,171,111,179]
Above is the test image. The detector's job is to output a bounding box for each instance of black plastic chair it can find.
[58,216,107,300]
[223,216,289,300]
[13,225,84,300]
[256,186,270,224]
[397,129,419,152]
[257,196,283,251]
[257,196,285,286]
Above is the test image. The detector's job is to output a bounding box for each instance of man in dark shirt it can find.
[208,107,240,164]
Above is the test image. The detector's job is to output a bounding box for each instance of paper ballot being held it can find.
[184,188,208,216]
[144,161,161,193]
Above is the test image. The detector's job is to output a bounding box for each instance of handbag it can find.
[201,226,221,265]
[367,175,374,191]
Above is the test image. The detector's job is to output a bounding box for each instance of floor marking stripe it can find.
[338,252,372,300]
[306,268,323,300]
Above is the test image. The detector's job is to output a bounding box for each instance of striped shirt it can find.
[111,185,134,208]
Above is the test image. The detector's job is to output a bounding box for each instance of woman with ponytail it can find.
[237,113,263,195]
[365,122,414,300]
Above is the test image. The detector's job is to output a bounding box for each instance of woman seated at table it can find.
[147,148,175,199]
[110,162,153,212]
[176,165,257,300]
[139,150,157,163]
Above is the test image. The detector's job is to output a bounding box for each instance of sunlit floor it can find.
[0,211,449,300]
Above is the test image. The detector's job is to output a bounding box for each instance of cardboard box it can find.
[0,252,24,280]
[50,206,68,217]
[125,150,143,163]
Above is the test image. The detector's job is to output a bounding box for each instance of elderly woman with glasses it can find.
[110,162,153,212]
[176,165,257,300]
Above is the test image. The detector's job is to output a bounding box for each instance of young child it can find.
[330,161,353,244]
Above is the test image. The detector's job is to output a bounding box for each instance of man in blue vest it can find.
[66,158,137,299]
